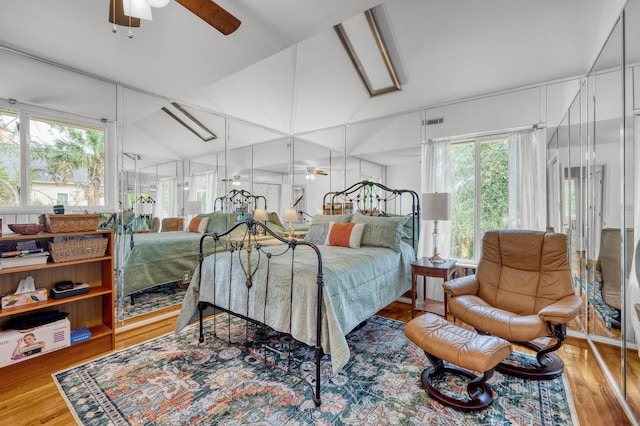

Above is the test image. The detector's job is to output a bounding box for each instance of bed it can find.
[175,181,419,406]
[115,189,268,300]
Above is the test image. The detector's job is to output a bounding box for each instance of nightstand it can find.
[411,257,456,318]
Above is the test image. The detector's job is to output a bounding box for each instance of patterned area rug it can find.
[119,282,187,321]
[53,315,578,425]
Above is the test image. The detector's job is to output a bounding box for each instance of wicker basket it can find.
[48,237,108,263]
[41,214,100,233]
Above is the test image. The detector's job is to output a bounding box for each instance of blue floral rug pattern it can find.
[119,282,187,321]
[54,315,577,425]
[577,277,619,329]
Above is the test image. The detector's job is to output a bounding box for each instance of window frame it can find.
[0,99,116,214]
[449,132,510,264]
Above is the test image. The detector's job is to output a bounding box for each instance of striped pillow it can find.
[324,221,365,248]
[188,217,209,233]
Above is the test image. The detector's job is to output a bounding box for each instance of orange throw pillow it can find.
[324,221,365,248]
[188,217,209,233]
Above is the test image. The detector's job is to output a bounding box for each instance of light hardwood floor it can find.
[0,302,635,425]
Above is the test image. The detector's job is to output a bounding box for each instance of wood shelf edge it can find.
[0,287,112,318]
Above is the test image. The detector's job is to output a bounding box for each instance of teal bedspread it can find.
[176,241,414,374]
[118,231,222,297]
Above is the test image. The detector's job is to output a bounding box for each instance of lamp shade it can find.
[146,0,171,7]
[140,203,154,215]
[123,0,153,20]
[422,193,451,221]
[186,200,201,215]
[283,208,298,223]
[253,208,268,222]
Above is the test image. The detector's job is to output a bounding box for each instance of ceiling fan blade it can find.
[176,0,241,35]
[108,0,141,27]
[314,170,328,176]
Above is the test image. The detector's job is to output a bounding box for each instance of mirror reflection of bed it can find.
[116,189,269,324]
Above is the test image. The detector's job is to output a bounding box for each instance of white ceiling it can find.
[0,0,623,167]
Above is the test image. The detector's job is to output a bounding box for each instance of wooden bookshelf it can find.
[0,229,114,389]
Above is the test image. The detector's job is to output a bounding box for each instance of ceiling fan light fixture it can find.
[146,0,171,7]
[123,0,153,21]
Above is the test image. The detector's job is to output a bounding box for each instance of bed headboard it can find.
[322,181,420,251]
[213,189,267,214]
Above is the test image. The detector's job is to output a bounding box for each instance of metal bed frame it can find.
[213,189,267,213]
[196,181,420,406]
[323,180,420,251]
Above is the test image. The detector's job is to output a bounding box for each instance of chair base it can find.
[496,341,564,380]
[421,360,495,411]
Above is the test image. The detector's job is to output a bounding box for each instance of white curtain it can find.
[628,116,640,353]
[507,128,547,231]
[419,140,451,302]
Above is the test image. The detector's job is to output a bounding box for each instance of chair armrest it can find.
[594,258,603,283]
[538,294,582,324]
[443,275,479,296]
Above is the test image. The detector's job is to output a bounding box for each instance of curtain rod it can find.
[426,123,544,144]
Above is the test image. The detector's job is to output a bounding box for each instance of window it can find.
[161,179,177,218]
[0,108,20,207]
[192,173,216,213]
[0,100,113,211]
[450,135,509,261]
[56,193,69,205]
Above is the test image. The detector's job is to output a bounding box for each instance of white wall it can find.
[423,87,542,140]
[0,49,116,121]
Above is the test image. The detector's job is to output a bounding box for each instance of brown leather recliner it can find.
[150,217,160,233]
[443,229,582,380]
[594,228,633,328]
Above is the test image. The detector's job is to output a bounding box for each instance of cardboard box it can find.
[0,318,70,367]
[1,288,48,309]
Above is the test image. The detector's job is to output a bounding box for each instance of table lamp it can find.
[253,207,268,235]
[283,208,298,238]
[422,192,451,263]
[186,200,201,217]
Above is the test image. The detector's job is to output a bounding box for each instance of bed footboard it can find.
[195,219,325,407]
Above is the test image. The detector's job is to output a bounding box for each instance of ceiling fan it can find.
[306,166,328,176]
[221,175,245,186]
[304,166,328,180]
[109,0,241,36]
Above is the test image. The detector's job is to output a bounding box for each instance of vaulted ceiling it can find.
[0,0,623,166]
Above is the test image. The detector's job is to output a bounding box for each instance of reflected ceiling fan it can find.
[109,0,241,36]
[221,175,245,186]
[305,166,328,180]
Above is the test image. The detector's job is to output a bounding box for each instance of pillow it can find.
[188,217,209,233]
[380,212,417,240]
[199,212,238,234]
[351,212,407,252]
[304,214,353,244]
[324,222,365,248]
[267,212,285,228]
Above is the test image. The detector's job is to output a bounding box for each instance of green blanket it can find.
[176,242,414,374]
[117,231,223,297]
